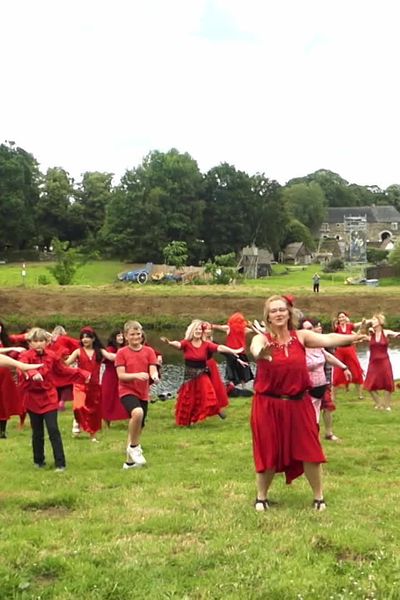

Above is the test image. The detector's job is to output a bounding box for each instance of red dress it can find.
[332,323,363,386]
[363,332,394,392]
[176,340,220,426]
[48,335,80,402]
[251,331,326,484]
[101,345,127,422]
[73,349,102,434]
[207,358,229,412]
[0,339,23,420]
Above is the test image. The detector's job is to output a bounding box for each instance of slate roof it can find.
[326,205,400,223]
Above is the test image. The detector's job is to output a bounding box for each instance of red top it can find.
[18,348,90,413]
[48,335,80,360]
[75,348,102,385]
[180,339,219,363]
[334,322,355,335]
[226,325,245,349]
[115,345,157,401]
[254,331,311,396]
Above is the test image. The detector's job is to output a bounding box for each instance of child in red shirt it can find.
[115,320,159,469]
[18,328,90,470]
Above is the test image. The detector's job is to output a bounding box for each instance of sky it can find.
[1,0,400,188]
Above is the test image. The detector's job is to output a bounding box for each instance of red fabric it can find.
[321,385,336,412]
[332,323,363,386]
[18,348,89,414]
[226,325,246,350]
[207,358,229,411]
[251,332,325,484]
[0,367,23,419]
[48,335,80,360]
[115,345,157,401]
[101,346,127,421]
[73,349,102,434]
[176,374,220,426]
[179,339,218,362]
[363,332,394,392]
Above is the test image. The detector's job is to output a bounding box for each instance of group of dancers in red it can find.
[0,304,398,508]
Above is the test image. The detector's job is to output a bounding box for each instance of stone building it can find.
[320,205,400,245]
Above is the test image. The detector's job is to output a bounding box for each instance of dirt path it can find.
[0,288,397,321]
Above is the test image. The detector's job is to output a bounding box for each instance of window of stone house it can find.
[391,222,398,230]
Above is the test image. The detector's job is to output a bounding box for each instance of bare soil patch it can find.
[1,287,398,321]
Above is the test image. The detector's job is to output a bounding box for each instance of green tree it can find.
[0,141,40,249]
[281,218,315,249]
[282,182,326,232]
[35,168,75,249]
[48,238,80,285]
[162,241,188,269]
[72,171,113,244]
[102,149,204,261]
[249,174,289,254]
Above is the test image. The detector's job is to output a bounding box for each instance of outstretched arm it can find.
[298,329,368,349]
[216,344,243,355]
[250,334,272,361]
[160,337,181,350]
[0,354,43,371]
[211,324,229,333]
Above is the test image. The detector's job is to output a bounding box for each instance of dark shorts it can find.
[120,395,148,426]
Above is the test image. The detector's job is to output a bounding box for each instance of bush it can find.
[37,274,51,285]
[322,258,344,273]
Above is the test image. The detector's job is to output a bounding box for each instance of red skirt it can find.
[251,393,326,484]
[0,367,23,420]
[176,374,220,426]
[321,386,336,412]
[207,359,229,411]
[73,383,102,434]
[101,369,127,421]
[363,357,394,392]
[333,346,363,386]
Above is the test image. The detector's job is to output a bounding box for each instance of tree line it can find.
[2,141,400,264]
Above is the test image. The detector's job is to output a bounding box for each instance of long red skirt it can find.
[333,346,363,386]
[0,367,23,420]
[207,359,229,412]
[251,393,326,484]
[176,374,220,426]
[101,368,127,421]
[73,382,102,434]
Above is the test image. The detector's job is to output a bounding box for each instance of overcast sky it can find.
[1,0,399,188]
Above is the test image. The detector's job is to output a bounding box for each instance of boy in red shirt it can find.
[18,328,90,471]
[115,321,159,469]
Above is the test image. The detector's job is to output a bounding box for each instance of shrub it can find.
[37,274,51,285]
[322,258,344,273]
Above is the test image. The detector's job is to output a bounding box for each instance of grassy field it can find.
[2,390,400,599]
[0,260,396,296]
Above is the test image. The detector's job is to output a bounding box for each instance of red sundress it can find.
[363,332,394,392]
[251,331,325,484]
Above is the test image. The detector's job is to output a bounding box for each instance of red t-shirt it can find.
[226,325,245,349]
[115,345,157,401]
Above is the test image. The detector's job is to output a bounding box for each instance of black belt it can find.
[266,392,305,401]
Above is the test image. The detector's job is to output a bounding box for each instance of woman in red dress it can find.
[101,329,127,425]
[363,313,400,411]
[47,325,80,410]
[212,312,254,390]
[160,320,242,426]
[332,311,364,399]
[65,327,115,442]
[250,296,367,512]
[0,321,28,438]
[202,322,229,419]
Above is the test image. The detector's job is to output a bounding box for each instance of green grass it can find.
[2,390,400,599]
[1,260,398,294]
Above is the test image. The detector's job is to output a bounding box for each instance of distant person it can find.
[312,273,320,293]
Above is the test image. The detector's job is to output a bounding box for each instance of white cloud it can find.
[1,0,400,187]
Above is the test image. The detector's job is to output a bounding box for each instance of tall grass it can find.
[2,389,400,599]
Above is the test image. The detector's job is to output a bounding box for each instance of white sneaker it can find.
[127,444,146,466]
[122,461,141,470]
[72,419,80,435]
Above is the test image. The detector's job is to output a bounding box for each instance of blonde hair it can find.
[184,319,203,340]
[124,320,143,335]
[263,295,298,332]
[52,325,66,336]
[26,327,50,342]
[373,313,385,326]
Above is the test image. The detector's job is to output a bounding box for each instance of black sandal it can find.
[313,498,327,511]
[254,498,269,512]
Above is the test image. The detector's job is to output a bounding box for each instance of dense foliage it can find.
[1,142,398,263]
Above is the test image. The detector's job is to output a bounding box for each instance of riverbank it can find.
[1,285,399,329]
